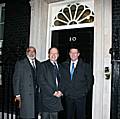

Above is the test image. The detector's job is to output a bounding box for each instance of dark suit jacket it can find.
[37,59,63,112]
[13,57,41,118]
[60,58,94,99]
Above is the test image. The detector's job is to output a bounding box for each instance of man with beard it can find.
[13,46,41,119]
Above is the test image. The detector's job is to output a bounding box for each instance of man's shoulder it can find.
[39,60,50,67]
[36,59,41,64]
[62,59,69,65]
[15,57,28,65]
[79,60,91,70]
[40,59,49,64]
[60,60,70,70]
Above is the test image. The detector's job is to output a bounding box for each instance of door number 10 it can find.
[69,37,77,42]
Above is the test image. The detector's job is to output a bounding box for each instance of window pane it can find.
[0,40,3,48]
[0,24,4,40]
[0,4,5,85]
[0,50,1,55]
[1,7,5,22]
[53,3,94,26]
[0,66,1,74]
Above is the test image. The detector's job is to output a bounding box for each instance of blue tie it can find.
[70,63,74,80]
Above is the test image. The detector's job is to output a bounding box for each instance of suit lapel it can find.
[66,59,82,80]
[47,60,58,90]
[72,59,83,80]
[35,59,39,71]
[23,58,33,76]
[64,61,71,80]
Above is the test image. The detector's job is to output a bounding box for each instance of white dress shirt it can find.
[28,58,36,68]
[70,59,78,72]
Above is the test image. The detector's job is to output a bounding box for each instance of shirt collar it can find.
[27,56,35,63]
[50,60,57,64]
[70,59,78,68]
[71,59,78,64]
[50,60,58,68]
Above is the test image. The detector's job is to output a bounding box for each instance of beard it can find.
[27,55,35,60]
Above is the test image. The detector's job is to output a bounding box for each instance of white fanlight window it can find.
[53,3,94,27]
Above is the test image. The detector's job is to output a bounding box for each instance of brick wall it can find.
[111,0,120,119]
[1,0,31,117]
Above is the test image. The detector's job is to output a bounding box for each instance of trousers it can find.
[41,112,58,119]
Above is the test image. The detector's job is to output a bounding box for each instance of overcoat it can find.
[13,57,41,118]
[38,60,63,112]
[60,58,94,99]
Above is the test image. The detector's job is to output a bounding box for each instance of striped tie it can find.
[32,60,36,70]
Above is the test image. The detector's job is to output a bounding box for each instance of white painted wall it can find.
[92,0,112,119]
[29,0,48,61]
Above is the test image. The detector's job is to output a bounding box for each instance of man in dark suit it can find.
[61,47,94,119]
[38,47,63,119]
[13,46,41,119]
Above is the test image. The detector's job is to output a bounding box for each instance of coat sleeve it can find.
[13,61,22,96]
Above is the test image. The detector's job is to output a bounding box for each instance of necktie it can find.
[70,63,74,80]
[31,60,37,93]
[32,60,36,70]
[53,62,60,86]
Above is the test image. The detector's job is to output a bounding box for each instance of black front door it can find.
[51,27,94,65]
[51,27,94,119]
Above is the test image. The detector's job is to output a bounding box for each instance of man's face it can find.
[49,48,59,62]
[26,48,36,60]
[69,48,80,61]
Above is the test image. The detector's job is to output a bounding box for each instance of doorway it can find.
[51,27,94,119]
[51,27,94,64]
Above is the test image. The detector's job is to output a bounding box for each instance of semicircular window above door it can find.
[53,3,94,27]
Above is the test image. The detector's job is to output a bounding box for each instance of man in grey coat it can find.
[13,46,41,119]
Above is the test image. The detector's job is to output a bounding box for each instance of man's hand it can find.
[14,96,21,108]
[53,91,63,98]
[57,91,63,97]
